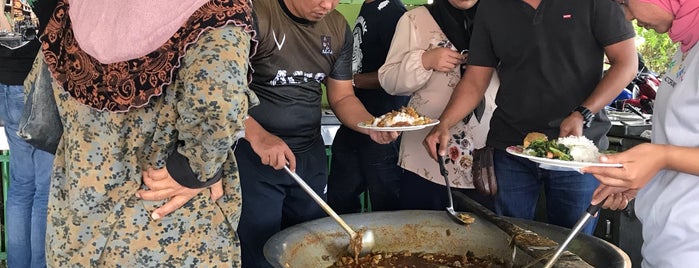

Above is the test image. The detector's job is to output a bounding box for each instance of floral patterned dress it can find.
[378,6,499,188]
[27,2,258,265]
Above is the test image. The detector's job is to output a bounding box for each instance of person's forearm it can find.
[243,116,267,144]
[332,94,372,134]
[664,145,699,176]
[582,65,636,113]
[327,78,373,135]
[353,72,382,90]
[379,50,433,96]
[582,39,638,113]
[438,66,492,128]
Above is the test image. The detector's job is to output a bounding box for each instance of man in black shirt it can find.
[0,0,57,267]
[425,0,638,234]
[235,0,398,267]
[327,0,408,215]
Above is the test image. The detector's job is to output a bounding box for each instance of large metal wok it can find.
[264,210,630,267]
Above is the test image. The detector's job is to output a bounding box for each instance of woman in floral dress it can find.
[379,0,498,210]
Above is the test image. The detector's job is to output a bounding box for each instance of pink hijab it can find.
[639,0,699,52]
[69,0,210,64]
[43,0,256,112]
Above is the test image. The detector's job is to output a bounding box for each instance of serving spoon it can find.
[436,144,474,225]
[283,166,375,256]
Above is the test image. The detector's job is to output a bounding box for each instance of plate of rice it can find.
[358,107,439,131]
[506,134,622,171]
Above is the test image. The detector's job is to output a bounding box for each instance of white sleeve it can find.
[378,12,433,96]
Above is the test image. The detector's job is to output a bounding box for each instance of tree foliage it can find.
[634,23,678,77]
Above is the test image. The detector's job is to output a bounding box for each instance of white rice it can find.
[372,112,416,126]
[557,136,600,162]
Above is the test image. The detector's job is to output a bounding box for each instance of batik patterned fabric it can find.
[37,17,258,268]
[41,0,255,112]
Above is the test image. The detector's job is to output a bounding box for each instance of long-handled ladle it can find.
[283,166,375,256]
[436,144,475,225]
[542,199,606,268]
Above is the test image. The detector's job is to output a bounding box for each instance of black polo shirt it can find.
[468,0,634,149]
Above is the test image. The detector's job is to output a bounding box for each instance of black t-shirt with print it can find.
[249,0,353,152]
[352,0,409,117]
[468,0,634,150]
[0,0,57,85]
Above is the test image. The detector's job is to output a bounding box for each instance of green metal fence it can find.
[0,150,9,260]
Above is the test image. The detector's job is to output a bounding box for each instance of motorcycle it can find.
[610,56,660,114]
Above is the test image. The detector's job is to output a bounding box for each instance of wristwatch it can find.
[573,105,594,128]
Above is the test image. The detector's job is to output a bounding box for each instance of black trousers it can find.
[235,138,328,268]
[327,126,402,214]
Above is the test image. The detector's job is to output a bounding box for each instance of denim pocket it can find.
[18,53,63,154]
[7,85,26,125]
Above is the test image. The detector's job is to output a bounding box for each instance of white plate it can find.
[505,146,622,172]
[608,111,651,121]
[357,120,439,132]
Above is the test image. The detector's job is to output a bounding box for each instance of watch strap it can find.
[573,106,594,128]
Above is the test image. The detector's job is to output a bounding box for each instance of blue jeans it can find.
[493,148,599,234]
[399,169,495,212]
[0,83,55,268]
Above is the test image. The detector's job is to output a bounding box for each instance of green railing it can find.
[0,150,9,261]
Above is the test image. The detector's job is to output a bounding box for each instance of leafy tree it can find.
[634,23,678,77]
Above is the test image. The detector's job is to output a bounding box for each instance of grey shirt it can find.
[248,0,353,152]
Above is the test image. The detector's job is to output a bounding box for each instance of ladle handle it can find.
[436,144,455,209]
[542,198,607,268]
[283,166,356,237]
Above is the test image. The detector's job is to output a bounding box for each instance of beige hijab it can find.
[69,0,210,64]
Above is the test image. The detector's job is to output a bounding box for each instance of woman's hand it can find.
[422,47,464,73]
[591,184,638,210]
[582,143,666,189]
[136,167,224,220]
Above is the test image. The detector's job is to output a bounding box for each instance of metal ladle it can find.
[542,199,606,268]
[436,145,473,225]
[283,166,375,255]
